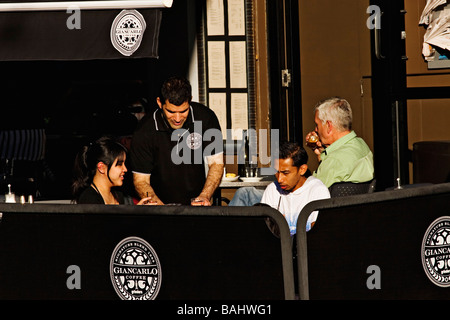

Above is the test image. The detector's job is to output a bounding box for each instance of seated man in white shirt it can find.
[261,141,330,235]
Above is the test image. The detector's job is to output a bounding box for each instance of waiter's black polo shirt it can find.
[130,102,223,205]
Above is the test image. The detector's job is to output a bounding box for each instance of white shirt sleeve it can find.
[260,183,278,209]
[305,180,331,231]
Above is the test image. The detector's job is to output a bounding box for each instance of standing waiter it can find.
[130,76,224,206]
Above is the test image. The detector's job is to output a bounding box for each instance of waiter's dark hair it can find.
[160,76,192,106]
[72,136,127,202]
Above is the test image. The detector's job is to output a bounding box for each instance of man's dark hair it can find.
[160,76,192,106]
[279,141,308,168]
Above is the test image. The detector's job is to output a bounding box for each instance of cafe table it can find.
[213,175,274,206]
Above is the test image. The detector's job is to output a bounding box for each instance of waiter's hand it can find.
[191,195,211,206]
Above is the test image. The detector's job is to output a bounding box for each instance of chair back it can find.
[413,141,450,184]
[328,179,376,197]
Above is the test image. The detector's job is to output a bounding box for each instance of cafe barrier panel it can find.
[296,182,450,299]
[0,204,294,300]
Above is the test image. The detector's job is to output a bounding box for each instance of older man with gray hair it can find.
[305,97,374,188]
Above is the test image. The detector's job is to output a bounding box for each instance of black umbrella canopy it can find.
[0,0,173,60]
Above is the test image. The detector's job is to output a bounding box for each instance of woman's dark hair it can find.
[160,76,192,106]
[72,136,127,201]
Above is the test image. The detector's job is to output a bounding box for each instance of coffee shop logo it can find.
[422,216,450,287]
[111,10,146,56]
[187,132,202,150]
[110,237,162,300]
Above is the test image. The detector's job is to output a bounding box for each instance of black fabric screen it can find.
[0,204,295,300]
[297,183,450,299]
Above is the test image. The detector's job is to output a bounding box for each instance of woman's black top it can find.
[77,186,125,204]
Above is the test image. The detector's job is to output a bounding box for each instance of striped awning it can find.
[0,129,46,161]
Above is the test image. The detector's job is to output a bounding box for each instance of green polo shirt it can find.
[313,131,374,188]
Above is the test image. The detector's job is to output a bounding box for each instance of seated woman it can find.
[72,136,152,205]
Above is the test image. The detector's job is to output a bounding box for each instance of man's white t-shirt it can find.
[261,176,330,235]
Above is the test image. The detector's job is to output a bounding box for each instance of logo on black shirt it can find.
[187,132,202,150]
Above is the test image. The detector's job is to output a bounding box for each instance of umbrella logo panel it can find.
[110,9,146,57]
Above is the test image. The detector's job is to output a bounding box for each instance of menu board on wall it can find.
[229,41,247,88]
[207,0,225,36]
[231,93,248,139]
[207,41,227,88]
[209,92,227,139]
[228,0,246,36]
[204,0,254,142]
